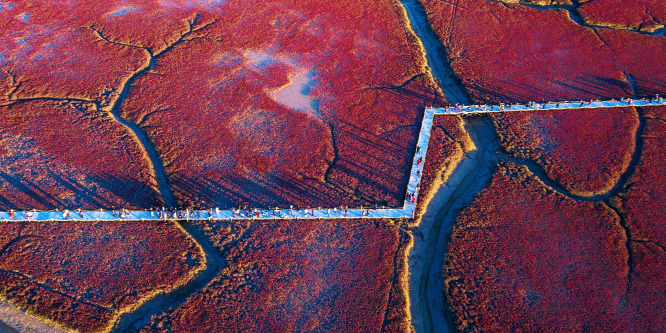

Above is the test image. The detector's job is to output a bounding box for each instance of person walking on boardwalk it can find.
[417,157,423,166]
[9,210,14,219]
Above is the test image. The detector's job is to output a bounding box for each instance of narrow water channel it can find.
[408,115,501,333]
[397,0,470,106]
[393,1,498,332]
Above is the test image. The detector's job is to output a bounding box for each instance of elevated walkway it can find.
[1,97,663,221]
[434,98,666,114]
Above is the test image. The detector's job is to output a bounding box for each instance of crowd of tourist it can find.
[442,94,663,113]
[3,202,419,221]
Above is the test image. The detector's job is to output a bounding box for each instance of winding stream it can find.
[408,115,502,333]
[395,0,484,332]
[101,23,230,332]
[397,0,470,106]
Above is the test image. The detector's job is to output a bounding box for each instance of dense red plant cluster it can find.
[444,163,633,331]
[444,105,666,331]
[131,115,471,332]
[1,0,443,210]
[140,219,410,332]
[0,271,110,331]
[0,2,164,209]
[0,222,203,332]
[1,1,664,333]
[491,107,639,196]
[422,0,666,201]
[0,6,147,103]
[115,0,443,208]
[421,0,666,102]
[611,106,666,327]
[595,29,666,98]
[0,1,437,331]
[421,5,666,323]
[421,0,627,103]
[578,0,665,33]
[0,100,161,210]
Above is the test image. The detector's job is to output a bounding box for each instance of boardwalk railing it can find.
[1,97,663,221]
[437,98,666,114]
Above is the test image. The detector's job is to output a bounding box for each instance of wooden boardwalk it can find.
[435,98,666,114]
[1,97,663,221]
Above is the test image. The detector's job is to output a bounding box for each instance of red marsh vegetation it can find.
[491,107,639,196]
[139,219,411,332]
[0,221,204,332]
